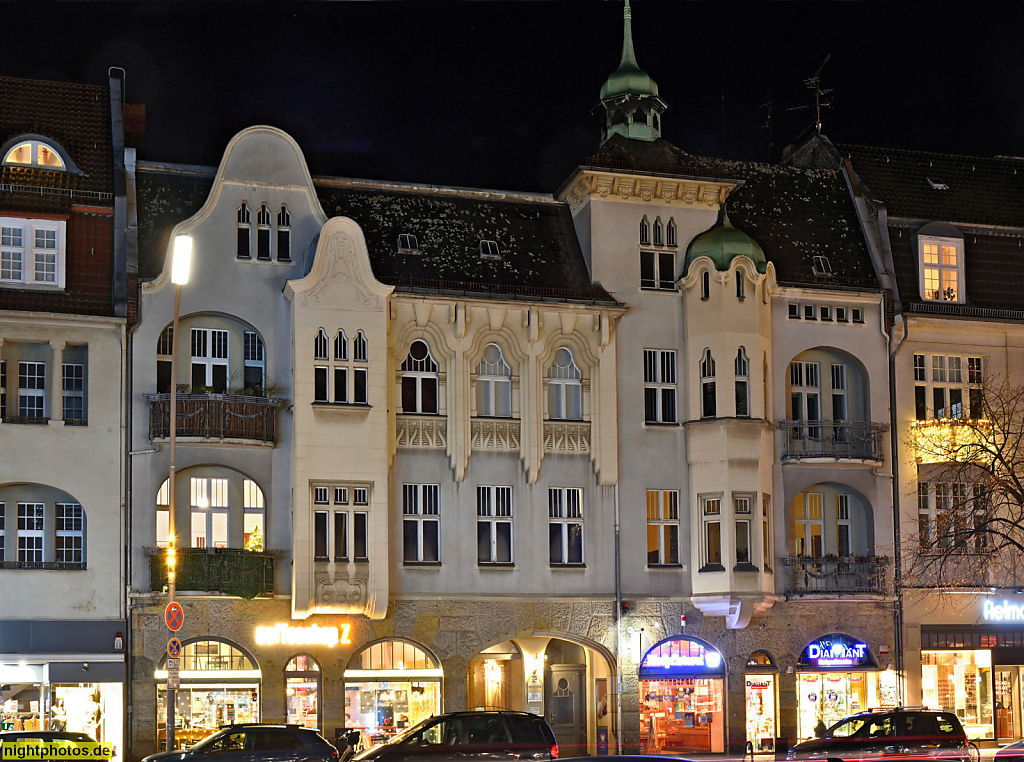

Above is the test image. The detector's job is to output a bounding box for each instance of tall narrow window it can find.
[548,348,582,420]
[762,494,773,571]
[157,327,173,394]
[243,331,265,393]
[653,217,664,246]
[836,495,851,557]
[190,477,229,549]
[735,495,752,565]
[700,496,722,569]
[918,482,931,551]
[63,363,85,422]
[243,479,265,551]
[789,361,820,438]
[18,361,45,419]
[401,341,439,414]
[0,503,5,559]
[256,203,272,260]
[354,331,367,362]
[795,493,823,557]
[548,488,583,565]
[353,331,368,405]
[701,349,716,418]
[643,349,677,423]
[1,360,6,419]
[314,510,329,560]
[334,330,348,361]
[646,490,679,565]
[17,503,44,563]
[314,329,329,402]
[477,486,513,564]
[701,270,710,300]
[55,503,84,565]
[191,328,229,392]
[667,219,677,247]
[403,484,440,563]
[476,343,512,417]
[277,205,291,262]
[735,348,750,418]
[237,202,251,259]
[156,480,169,548]
[736,274,745,299]
[639,216,650,245]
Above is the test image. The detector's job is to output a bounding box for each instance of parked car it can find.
[352,711,557,762]
[0,731,98,748]
[996,738,1024,762]
[787,708,970,761]
[141,724,340,762]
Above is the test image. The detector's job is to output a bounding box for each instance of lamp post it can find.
[166,234,192,751]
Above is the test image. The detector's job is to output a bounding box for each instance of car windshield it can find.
[189,730,231,751]
[829,717,868,738]
[391,718,435,746]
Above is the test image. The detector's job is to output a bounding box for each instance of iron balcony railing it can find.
[0,560,86,570]
[146,393,283,444]
[779,420,887,461]
[780,556,890,597]
[149,547,275,599]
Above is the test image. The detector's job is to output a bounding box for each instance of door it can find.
[547,665,585,757]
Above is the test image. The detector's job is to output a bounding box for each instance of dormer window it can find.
[3,138,66,170]
[479,240,501,260]
[398,234,419,255]
[919,235,964,303]
[812,256,833,276]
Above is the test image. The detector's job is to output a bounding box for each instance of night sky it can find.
[7,1,1024,193]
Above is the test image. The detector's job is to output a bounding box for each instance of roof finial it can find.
[621,0,639,69]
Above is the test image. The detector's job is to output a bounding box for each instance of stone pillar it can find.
[776,668,798,756]
[50,340,66,422]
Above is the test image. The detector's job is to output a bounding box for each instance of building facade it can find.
[0,73,131,754]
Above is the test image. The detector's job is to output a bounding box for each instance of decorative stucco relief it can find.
[300,232,384,311]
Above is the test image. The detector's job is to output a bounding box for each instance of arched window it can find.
[639,216,651,245]
[314,329,330,402]
[548,348,582,420]
[277,205,291,262]
[701,349,716,418]
[476,343,512,417]
[314,329,329,361]
[736,272,746,299]
[667,218,677,247]
[3,138,66,170]
[237,202,251,259]
[285,654,321,729]
[735,348,750,418]
[653,217,664,246]
[701,270,711,300]
[334,330,348,361]
[243,331,265,394]
[256,203,272,260]
[401,341,439,414]
[155,473,266,552]
[354,331,368,363]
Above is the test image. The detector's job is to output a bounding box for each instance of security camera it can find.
[82,663,89,672]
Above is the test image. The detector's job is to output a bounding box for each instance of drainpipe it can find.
[614,483,623,754]
[889,311,909,703]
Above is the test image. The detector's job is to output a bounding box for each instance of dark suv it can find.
[142,724,340,762]
[352,711,557,762]
[787,708,970,761]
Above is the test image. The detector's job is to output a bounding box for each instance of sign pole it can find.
[166,282,182,752]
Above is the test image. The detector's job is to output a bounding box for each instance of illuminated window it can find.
[919,236,964,303]
[913,353,984,420]
[243,479,265,551]
[3,139,66,170]
[646,489,679,565]
[1,217,67,288]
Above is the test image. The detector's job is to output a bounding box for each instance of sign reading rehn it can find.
[983,599,1024,622]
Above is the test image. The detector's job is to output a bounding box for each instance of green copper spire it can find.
[597,0,667,144]
[685,207,767,274]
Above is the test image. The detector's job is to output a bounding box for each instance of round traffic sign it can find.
[165,601,184,631]
[168,637,183,658]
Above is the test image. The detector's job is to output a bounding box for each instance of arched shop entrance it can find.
[638,637,725,755]
[344,639,442,746]
[467,636,616,757]
[284,655,321,730]
[795,633,897,741]
[156,639,260,749]
[744,651,778,754]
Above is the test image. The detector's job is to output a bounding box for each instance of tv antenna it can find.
[760,90,774,162]
[787,54,833,134]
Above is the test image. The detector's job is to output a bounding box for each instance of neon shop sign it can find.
[645,651,722,670]
[982,600,1024,622]
[798,634,875,669]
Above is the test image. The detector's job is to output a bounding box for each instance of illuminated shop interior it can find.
[922,650,993,740]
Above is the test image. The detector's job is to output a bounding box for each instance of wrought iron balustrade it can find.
[149,547,275,599]
[147,393,282,443]
[779,420,886,461]
[780,556,890,597]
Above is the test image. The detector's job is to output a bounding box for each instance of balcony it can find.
[780,556,890,597]
[148,547,275,599]
[147,393,283,444]
[779,420,886,462]
[396,414,447,449]
[471,418,520,451]
[543,420,591,454]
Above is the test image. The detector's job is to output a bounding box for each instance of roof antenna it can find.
[760,89,774,162]
[788,54,833,134]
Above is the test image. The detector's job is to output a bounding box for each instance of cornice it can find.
[562,168,738,212]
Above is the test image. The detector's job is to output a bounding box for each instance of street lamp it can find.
[166,234,191,751]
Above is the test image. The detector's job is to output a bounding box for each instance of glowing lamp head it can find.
[172,235,193,285]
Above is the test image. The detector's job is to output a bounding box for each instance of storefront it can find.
[744,651,778,754]
[638,636,726,755]
[795,633,895,741]
[0,620,125,756]
[156,639,261,748]
[343,638,443,746]
[285,655,321,729]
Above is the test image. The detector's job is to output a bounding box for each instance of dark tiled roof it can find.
[588,136,879,289]
[839,144,1024,226]
[136,164,215,280]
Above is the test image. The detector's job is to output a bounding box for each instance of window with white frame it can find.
[789,361,821,438]
[735,348,750,418]
[836,494,851,557]
[917,479,984,553]
[401,341,439,414]
[256,203,272,260]
[237,202,251,259]
[913,353,984,420]
[639,216,650,245]
[328,484,370,562]
[243,478,265,551]
[667,218,677,247]
[795,493,823,557]
[548,487,583,565]
[762,494,773,571]
[0,217,66,288]
[644,349,677,423]
[646,489,679,566]
[700,349,716,419]
[653,217,664,246]
[0,503,4,559]
[18,361,45,419]
[919,236,964,302]
[3,138,67,169]
[640,249,675,290]
[476,343,512,417]
[403,483,440,563]
[317,328,368,405]
[1,360,6,419]
[477,485,513,564]
[548,348,582,420]
[734,494,754,566]
[191,328,229,393]
[243,331,265,393]
[190,476,229,549]
[156,326,173,394]
[62,362,85,422]
[55,503,84,564]
[277,205,291,262]
[156,479,169,548]
[700,495,723,570]
[17,503,44,563]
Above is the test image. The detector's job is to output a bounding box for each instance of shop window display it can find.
[2,677,122,756]
[285,655,321,730]
[922,650,993,740]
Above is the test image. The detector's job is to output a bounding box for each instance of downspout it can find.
[614,482,623,755]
